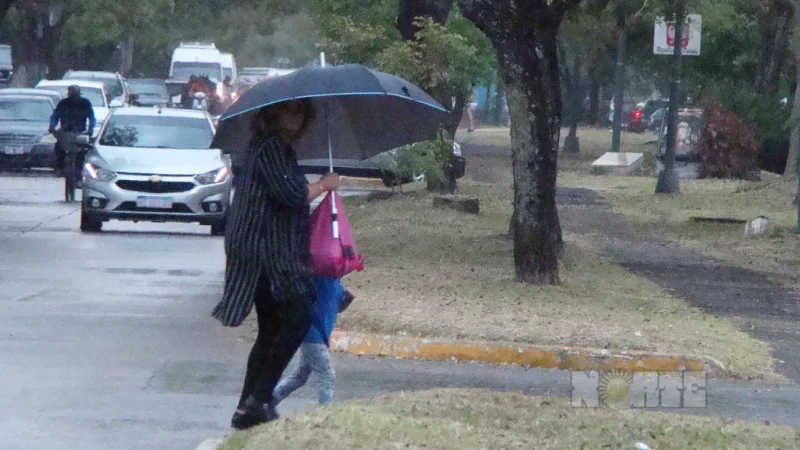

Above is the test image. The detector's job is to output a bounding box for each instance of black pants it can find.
[54,132,85,174]
[238,275,314,407]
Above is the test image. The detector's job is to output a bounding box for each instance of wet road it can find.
[2,176,800,450]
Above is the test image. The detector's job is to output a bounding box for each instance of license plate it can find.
[136,197,173,209]
[2,146,25,155]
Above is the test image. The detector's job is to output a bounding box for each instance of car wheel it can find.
[80,207,102,233]
[210,219,226,236]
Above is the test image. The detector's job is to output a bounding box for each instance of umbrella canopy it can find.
[211,64,449,165]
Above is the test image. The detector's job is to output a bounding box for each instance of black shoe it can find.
[230,396,278,430]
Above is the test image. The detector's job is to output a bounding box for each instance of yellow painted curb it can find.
[330,331,725,376]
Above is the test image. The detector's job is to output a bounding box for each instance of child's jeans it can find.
[272,342,335,406]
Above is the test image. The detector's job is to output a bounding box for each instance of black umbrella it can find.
[210,63,449,166]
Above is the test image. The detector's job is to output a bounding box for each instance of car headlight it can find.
[84,163,116,182]
[195,167,230,185]
[39,134,57,144]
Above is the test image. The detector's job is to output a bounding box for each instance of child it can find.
[271,275,354,407]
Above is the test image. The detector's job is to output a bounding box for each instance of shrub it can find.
[394,132,454,190]
[697,98,761,181]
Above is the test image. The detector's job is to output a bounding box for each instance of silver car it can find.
[80,107,231,235]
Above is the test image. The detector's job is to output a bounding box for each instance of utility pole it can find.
[610,15,626,153]
[655,0,684,194]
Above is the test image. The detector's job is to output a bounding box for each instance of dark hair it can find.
[251,98,315,136]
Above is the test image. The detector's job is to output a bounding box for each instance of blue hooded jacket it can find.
[305,275,345,347]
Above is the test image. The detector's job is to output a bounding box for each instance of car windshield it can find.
[37,85,106,106]
[128,81,168,96]
[172,62,222,80]
[99,115,213,149]
[65,74,123,99]
[0,98,52,122]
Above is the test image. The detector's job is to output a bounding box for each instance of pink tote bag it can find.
[308,192,365,278]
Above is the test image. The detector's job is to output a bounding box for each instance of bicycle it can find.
[58,131,90,203]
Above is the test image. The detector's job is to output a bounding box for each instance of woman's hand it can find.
[319,173,340,191]
[307,173,341,202]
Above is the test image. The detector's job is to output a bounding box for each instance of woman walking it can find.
[211,99,340,430]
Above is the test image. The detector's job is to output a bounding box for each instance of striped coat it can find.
[211,132,316,327]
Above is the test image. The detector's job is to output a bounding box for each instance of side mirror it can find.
[128,94,139,104]
[109,99,123,108]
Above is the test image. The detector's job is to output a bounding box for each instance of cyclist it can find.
[49,85,95,180]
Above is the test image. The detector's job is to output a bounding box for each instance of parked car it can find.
[80,107,231,234]
[0,87,62,106]
[36,79,117,138]
[627,107,647,133]
[642,98,669,121]
[126,78,169,107]
[62,70,131,106]
[0,95,57,170]
[648,108,666,133]
[297,141,466,187]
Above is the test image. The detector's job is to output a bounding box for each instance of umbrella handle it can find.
[330,190,339,239]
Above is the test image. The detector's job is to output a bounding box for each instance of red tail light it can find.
[634,110,642,119]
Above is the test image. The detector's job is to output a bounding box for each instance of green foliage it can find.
[311,0,496,109]
[309,0,398,64]
[394,132,454,190]
[317,14,397,64]
[66,0,174,45]
[702,82,790,144]
[377,17,483,94]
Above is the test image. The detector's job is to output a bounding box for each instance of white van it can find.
[166,42,223,103]
[220,53,237,82]
[169,42,223,81]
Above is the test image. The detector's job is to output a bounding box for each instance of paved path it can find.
[2,175,800,450]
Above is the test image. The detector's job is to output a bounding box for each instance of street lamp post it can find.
[655,0,685,194]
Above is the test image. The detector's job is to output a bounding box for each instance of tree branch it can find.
[456,0,503,40]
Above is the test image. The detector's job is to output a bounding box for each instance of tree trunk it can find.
[559,42,581,152]
[494,80,505,124]
[0,0,14,25]
[460,0,567,284]
[482,82,492,121]
[786,69,800,180]
[757,1,792,95]
[448,88,467,137]
[506,81,562,283]
[785,1,800,179]
[13,5,67,78]
[587,60,600,127]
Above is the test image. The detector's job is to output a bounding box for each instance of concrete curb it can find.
[330,331,726,376]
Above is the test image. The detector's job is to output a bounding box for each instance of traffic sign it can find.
[654,14,701,56]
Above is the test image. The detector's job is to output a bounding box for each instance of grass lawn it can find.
[558,173,800,292]
[457,126,658,173]
[219,389,800,450]
[336,175,777,380]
